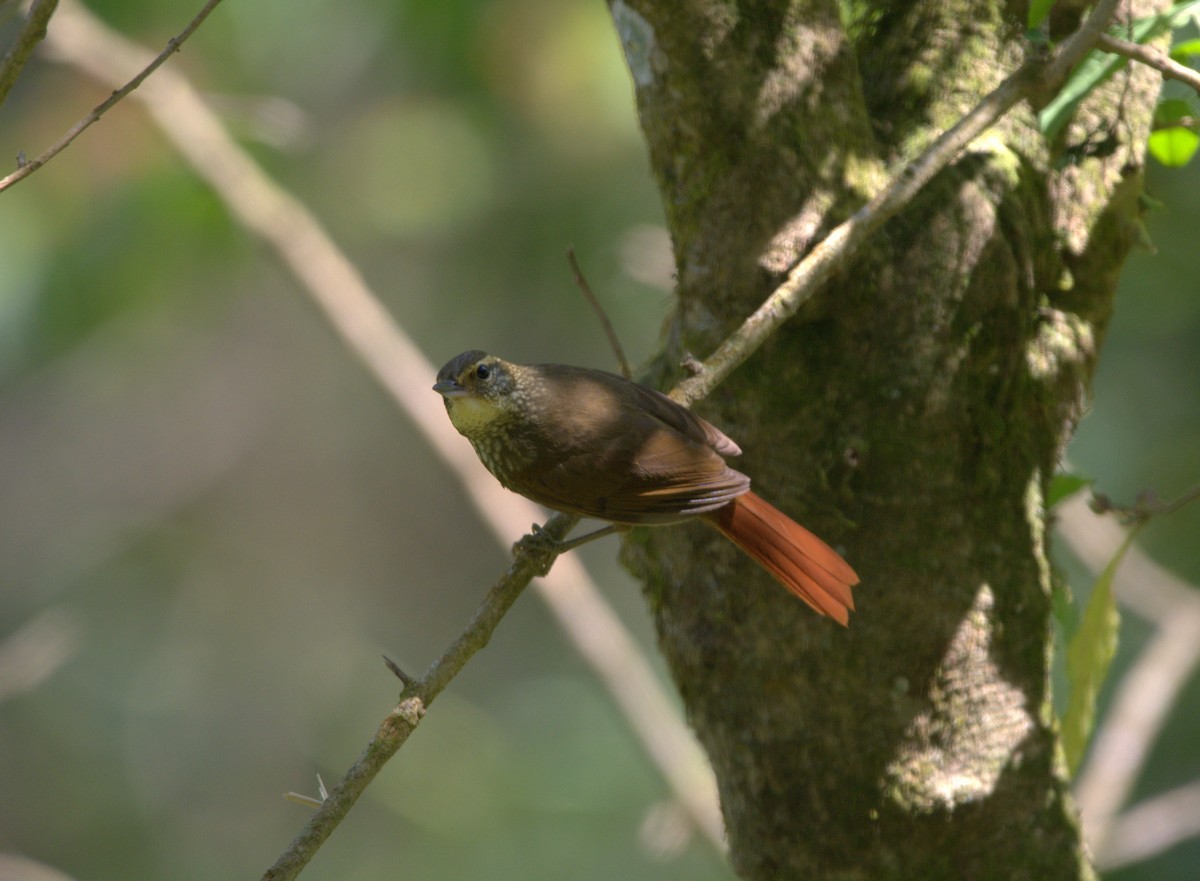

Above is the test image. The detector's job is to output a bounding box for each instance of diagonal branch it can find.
[1097,32,1200,94]
[672,0,1122,407]
[0,0,59,109]
[0,0,224,194]
[262,513,578,881]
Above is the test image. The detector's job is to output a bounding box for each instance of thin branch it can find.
[1088,478,1200,525]
[1157,479,1200,517]
[0,0,224,194]
[672,0,1121,406]
[39,0,725,872]
[568,246,632,378]
[0,0,60,109]
[263,513,577,881]
[1097,32,1200,94]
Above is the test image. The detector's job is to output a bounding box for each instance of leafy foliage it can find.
[1028,0,1057,31]
[1148,98,1200,166]
[1062,528,1136,775]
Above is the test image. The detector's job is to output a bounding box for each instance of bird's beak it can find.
[433,379,468,399]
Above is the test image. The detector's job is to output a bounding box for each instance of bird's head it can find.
[433,350,524,436]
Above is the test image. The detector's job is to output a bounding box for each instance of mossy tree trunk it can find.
[609,1,1162,878]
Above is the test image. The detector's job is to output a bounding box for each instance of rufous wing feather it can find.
[705,491,858,626]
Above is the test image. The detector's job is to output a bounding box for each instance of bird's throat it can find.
[445,397,532,484]
[445,396,507,438]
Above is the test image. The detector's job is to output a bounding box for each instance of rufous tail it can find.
[706,491,858,626]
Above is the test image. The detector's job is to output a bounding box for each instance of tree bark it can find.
[609,1,1162,878]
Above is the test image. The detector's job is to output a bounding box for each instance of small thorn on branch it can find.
[382,654,415,687]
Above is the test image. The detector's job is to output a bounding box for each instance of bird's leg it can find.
[514,522,624,575]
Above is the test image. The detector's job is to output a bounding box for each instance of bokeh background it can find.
[0,2,1196,879]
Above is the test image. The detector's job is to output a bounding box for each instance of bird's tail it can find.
[706,491,858,626]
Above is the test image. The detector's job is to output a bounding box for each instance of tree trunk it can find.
[609,1,1162,878]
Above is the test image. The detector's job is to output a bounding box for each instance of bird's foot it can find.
[513,522,622,576]
[514,524,560,576]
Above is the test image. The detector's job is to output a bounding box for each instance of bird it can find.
[433,350,858,625]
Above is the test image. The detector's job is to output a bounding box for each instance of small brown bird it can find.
[433,351,858,624]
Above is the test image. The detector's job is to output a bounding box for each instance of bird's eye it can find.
[475,363,492,381]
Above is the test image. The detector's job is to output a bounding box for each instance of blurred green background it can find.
[0,2,1196,879]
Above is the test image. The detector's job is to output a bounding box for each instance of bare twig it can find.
[1097,32,1200,94]
[1156,480,1200,516]
[40,0,724,871]
[1057,491,1200,863]
[263,513,578,881]
[568,246,632,378]
[0,0,224,194]
[0,0,59,109]
[672,0,1121,407]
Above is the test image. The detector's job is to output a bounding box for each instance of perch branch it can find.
[262,514,577,881]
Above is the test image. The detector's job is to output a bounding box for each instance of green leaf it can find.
[1040,0,1200,141]
[1039,52,1124,141]
[1148,99,1200,166]
[1148,126,1200,166]
[1170,37,1200,60]
[1029,0,1057,30]
[1048,472,1093,508]
[1061,529,1136,776]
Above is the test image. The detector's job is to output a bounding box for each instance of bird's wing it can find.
[511,410,750,524]
[619,381,743,457]
[532,363,743,457]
